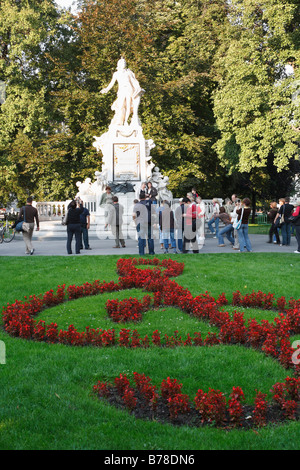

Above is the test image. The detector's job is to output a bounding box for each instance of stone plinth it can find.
[93,124,154,186]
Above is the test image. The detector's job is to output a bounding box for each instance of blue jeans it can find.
[67,224,81,254]
[281,222,292,245]
[218,224,234,245]
[80,225,90,249]
[163,229,176,252]
[137,224,155,255]
[237,224,252,252]
[207,217,219,237]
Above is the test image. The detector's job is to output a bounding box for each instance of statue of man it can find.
[100,57,145,127]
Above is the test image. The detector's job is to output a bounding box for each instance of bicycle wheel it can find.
[3,226,15,242]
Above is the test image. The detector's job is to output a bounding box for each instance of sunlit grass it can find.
[0,253,300,450]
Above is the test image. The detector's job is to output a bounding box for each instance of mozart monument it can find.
[75,57,172,238]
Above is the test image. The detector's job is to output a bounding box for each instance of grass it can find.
[0,253,300,450]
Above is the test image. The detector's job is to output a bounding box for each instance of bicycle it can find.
[0,219,16,243]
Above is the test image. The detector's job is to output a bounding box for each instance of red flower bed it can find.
[2,257,300,429]
[93,372,300,429]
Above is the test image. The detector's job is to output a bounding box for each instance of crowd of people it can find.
[13,189,300,256]
[267,197,300,253]
[130,191,256,255]
[97,187,300,256]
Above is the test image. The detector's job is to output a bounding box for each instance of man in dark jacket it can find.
[18,197,39,255]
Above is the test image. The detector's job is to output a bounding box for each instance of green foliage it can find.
[213,0,300,175]
[0,0,299,206]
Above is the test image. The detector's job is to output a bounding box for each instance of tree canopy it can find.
[0,0,299,206]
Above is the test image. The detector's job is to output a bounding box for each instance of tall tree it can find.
[75,0,230,197]
[0,0,61,202]
[213,0,300,192]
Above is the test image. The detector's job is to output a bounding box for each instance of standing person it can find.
[191,187,198,200]
[231,194,238,205]
[139,181,147,199]
[182,197,199,253]
[187,192,195,203]
[274,198,285,242]
[195,196,206,245]
[216,206,234,247]
[277,197,294,246]
[108,196,126,248]
[66,199,84,254]
[175,198,184,253]
[291,200,300,253]
[18,197,39,255]
[224,198,230,214]
[159,200,176,254]
[207,198,220,238]
[230,199,241,250]
[80,205,92,250]
[267,202,280,245]
[100,186,114,230]
[145,181,158,203]
[236,198,252,252]
[132,193,155,256]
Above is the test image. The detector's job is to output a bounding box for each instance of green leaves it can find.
[1,0,299,206]
[213,0,300,175]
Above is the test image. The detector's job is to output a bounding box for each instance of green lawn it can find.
[0,253,300,450]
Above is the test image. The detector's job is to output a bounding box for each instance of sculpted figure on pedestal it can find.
[100,57,145,127]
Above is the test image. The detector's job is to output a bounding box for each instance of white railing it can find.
[36,201,69,220]
[36,197,223,221]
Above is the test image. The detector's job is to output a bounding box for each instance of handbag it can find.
[61,210,68,226]
[15,207,29,232]
[15,221,24,232]
[288,214,300,224]
[233,208,244,230]
[275,205,285,228]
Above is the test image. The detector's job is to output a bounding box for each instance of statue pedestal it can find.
[94,124,154,185]
[91,123,155,240]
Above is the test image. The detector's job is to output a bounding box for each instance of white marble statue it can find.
[157,175,173,202]
[93,133,108,154]
[100,57,145,127]
[150,166,163,188]
[75,178,93,197]
[92,169,108,195]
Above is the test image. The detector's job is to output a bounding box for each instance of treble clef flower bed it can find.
[1,257,300,429]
